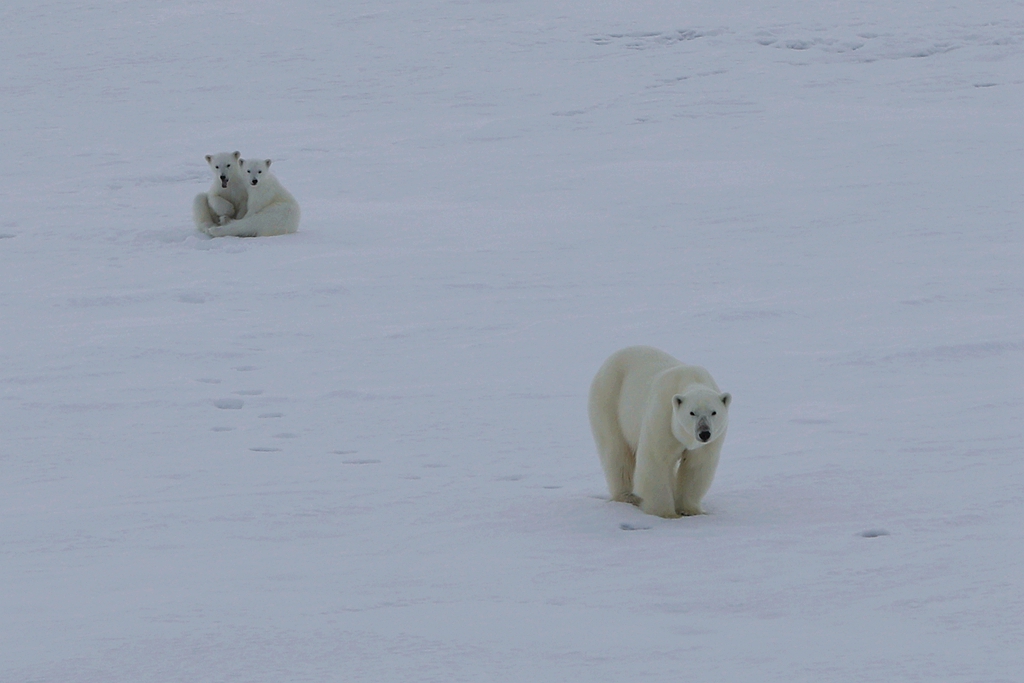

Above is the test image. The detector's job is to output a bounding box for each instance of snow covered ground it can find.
[2,1,1023,680]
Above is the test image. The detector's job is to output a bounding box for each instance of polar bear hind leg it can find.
[588,394,638,505]
[599,433,638,505]
[206,202,298,238]
[193,193,217,232]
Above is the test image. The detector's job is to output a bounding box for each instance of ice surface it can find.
[2,1,1022,681]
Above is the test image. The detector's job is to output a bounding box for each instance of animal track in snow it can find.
[591,29,719,49]
[211,426,235,432]
[334,452,379,464]
[250,446,282,453]
[750,27,997,62]
[859,528,891,538]
[620,523,652,531]
[755,30,866,53]
[213,398,244,409]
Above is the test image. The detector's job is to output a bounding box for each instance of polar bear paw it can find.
[613,492,642,506]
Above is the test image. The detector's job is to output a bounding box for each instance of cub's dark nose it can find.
[698,430,711,442]
[251,179,258,186]
[220,175,227,181]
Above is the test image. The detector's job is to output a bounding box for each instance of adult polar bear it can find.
[589,346,731,518]
[203,158,300,238]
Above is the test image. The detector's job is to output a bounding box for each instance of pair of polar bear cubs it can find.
[590,346,731,518]
[193,151,300,238]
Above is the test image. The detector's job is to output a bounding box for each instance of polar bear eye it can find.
[711,411,717,416]
[689,411,696,416]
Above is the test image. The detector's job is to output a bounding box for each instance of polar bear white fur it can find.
[193,151,248,232]
[204,158,300,238]
[589,346,731,518]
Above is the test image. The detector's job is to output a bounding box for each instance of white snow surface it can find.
[2,1,1023,680]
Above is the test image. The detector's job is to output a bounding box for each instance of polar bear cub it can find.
[589,346,731,518]
[204,158,300,238]
[193,151,248,231]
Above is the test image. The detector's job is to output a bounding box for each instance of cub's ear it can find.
[264,159,272,167]
[720,393,731,407]
[205,155,212,163]
[233,151,241,159]
[673,395,684,408]
[239,158,245,165]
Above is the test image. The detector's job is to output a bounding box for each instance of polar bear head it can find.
[241,158,272,187]
[671,386,731,448]
[205,151,241,188]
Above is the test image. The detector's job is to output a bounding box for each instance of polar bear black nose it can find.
[220,175,227,181]
[251,179,258,186]
[698,430,711,442]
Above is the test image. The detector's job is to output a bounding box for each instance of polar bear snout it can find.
[696,417,712,444]
[219,176,229,188]
[697,419,712,443]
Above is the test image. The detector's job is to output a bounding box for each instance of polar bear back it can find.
[593,345,719,450]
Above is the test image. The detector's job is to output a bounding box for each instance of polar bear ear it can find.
[673,395,684,408]
[233,151,241,159]
[720,393,731,407]
[205,154,212,163]
[264,159,272,167]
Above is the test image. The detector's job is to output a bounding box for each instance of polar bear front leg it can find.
[207,195,236,224]
[674,441,722,516]
[633,437,681,518]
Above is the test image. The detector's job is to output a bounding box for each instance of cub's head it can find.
[205,151,241,188]
[241,158,272,187]
[671,386,731,448]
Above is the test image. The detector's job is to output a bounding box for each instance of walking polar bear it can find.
[589,346,731,518]
[194,154,300,237]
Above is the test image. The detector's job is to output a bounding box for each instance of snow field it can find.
[2,1,1023,680]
